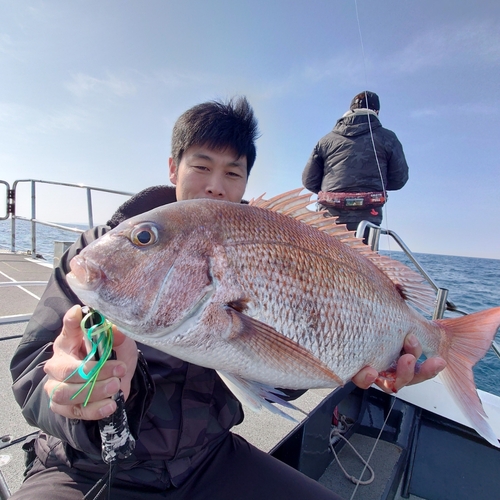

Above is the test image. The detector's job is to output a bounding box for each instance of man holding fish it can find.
[10,97,446,499]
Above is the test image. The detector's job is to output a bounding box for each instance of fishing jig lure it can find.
[50,307,135,465]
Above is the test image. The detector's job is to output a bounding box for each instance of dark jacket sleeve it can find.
[302,144,325,194]
[10,226,154,455]
[385,132,409,191]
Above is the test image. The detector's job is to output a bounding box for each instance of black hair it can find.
[171,96,260,175]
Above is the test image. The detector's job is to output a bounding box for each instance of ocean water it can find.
[0,218,86,262]
[382,250,500,397]
[1,219,499,396]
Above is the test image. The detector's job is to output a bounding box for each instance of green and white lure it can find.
[49,307,114,407]
[73,307,114,406]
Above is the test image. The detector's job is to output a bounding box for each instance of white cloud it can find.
[410,108,439,118]
[65,73,136,98]
[302,54,367,85]
[250,19,500,101]
[410,102,498,119]
[454,102,498,115]
[0,102,27,123]
[31,107,90,133]
[0,101,91,136]
[154,70,211,88]
[0,33,13,54]
[384,20,500,75]
[0,33,23,61]
[148,54,363,102]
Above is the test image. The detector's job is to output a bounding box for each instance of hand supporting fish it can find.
[352,333,447,393]
[67,190,500,448]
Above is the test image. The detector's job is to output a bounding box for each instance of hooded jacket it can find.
[302,110,409,225]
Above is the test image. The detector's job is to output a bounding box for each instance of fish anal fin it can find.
[435,307,500,447]
[224,306,343,386]
[216,370,304,422]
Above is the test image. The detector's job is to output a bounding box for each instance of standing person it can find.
[10,96,444,500]
[302,91,409,235]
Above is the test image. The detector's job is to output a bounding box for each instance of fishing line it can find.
[349,395,397,500]
[329,421,375,486]
[354,0,392,254]
[345,5,398,498]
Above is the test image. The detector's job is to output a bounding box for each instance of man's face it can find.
[169,145,248,203]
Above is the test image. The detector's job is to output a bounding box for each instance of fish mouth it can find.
[67,255,105,291]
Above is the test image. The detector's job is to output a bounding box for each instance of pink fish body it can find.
[67,191,500,447]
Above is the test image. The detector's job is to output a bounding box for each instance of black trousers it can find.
[11,433,343,500]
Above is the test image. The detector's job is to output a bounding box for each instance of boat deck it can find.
[0,252,53,495]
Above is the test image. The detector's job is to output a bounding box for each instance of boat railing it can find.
[357,221,468,319]
[1,179,134,256]
[357,221,500,358]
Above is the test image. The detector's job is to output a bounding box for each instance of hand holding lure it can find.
[52,307,136,464]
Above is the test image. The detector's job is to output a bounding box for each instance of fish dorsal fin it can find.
[250,188,360,241]
[249,188,436,314]
[249,188,311,215]
[249,188,371,253]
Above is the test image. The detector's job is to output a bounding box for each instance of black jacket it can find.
[302,110,409,225]
[10,186,244,489]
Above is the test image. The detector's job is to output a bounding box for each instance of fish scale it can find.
[224,234,409,378]
[67,191,500,447]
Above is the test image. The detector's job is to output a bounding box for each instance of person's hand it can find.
[351,333,447,393]
[44,305,138,420]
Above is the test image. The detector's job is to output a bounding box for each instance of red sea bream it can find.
[67,190,500,447]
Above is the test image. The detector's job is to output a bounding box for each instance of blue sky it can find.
[0,0,499,259]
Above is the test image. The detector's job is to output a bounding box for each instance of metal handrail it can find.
[0,181,9,221]
[356,221,459,317]
[357,222,441,292]
[357,221,500,360]
[2,179,134,256]
[0,314,35,326]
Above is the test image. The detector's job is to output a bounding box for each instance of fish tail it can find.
[434,307,500,447]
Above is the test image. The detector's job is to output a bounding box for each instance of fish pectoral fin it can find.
[216,370,304,422]
[224,306,343,386]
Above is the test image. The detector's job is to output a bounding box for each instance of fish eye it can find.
[131,224,159,247]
